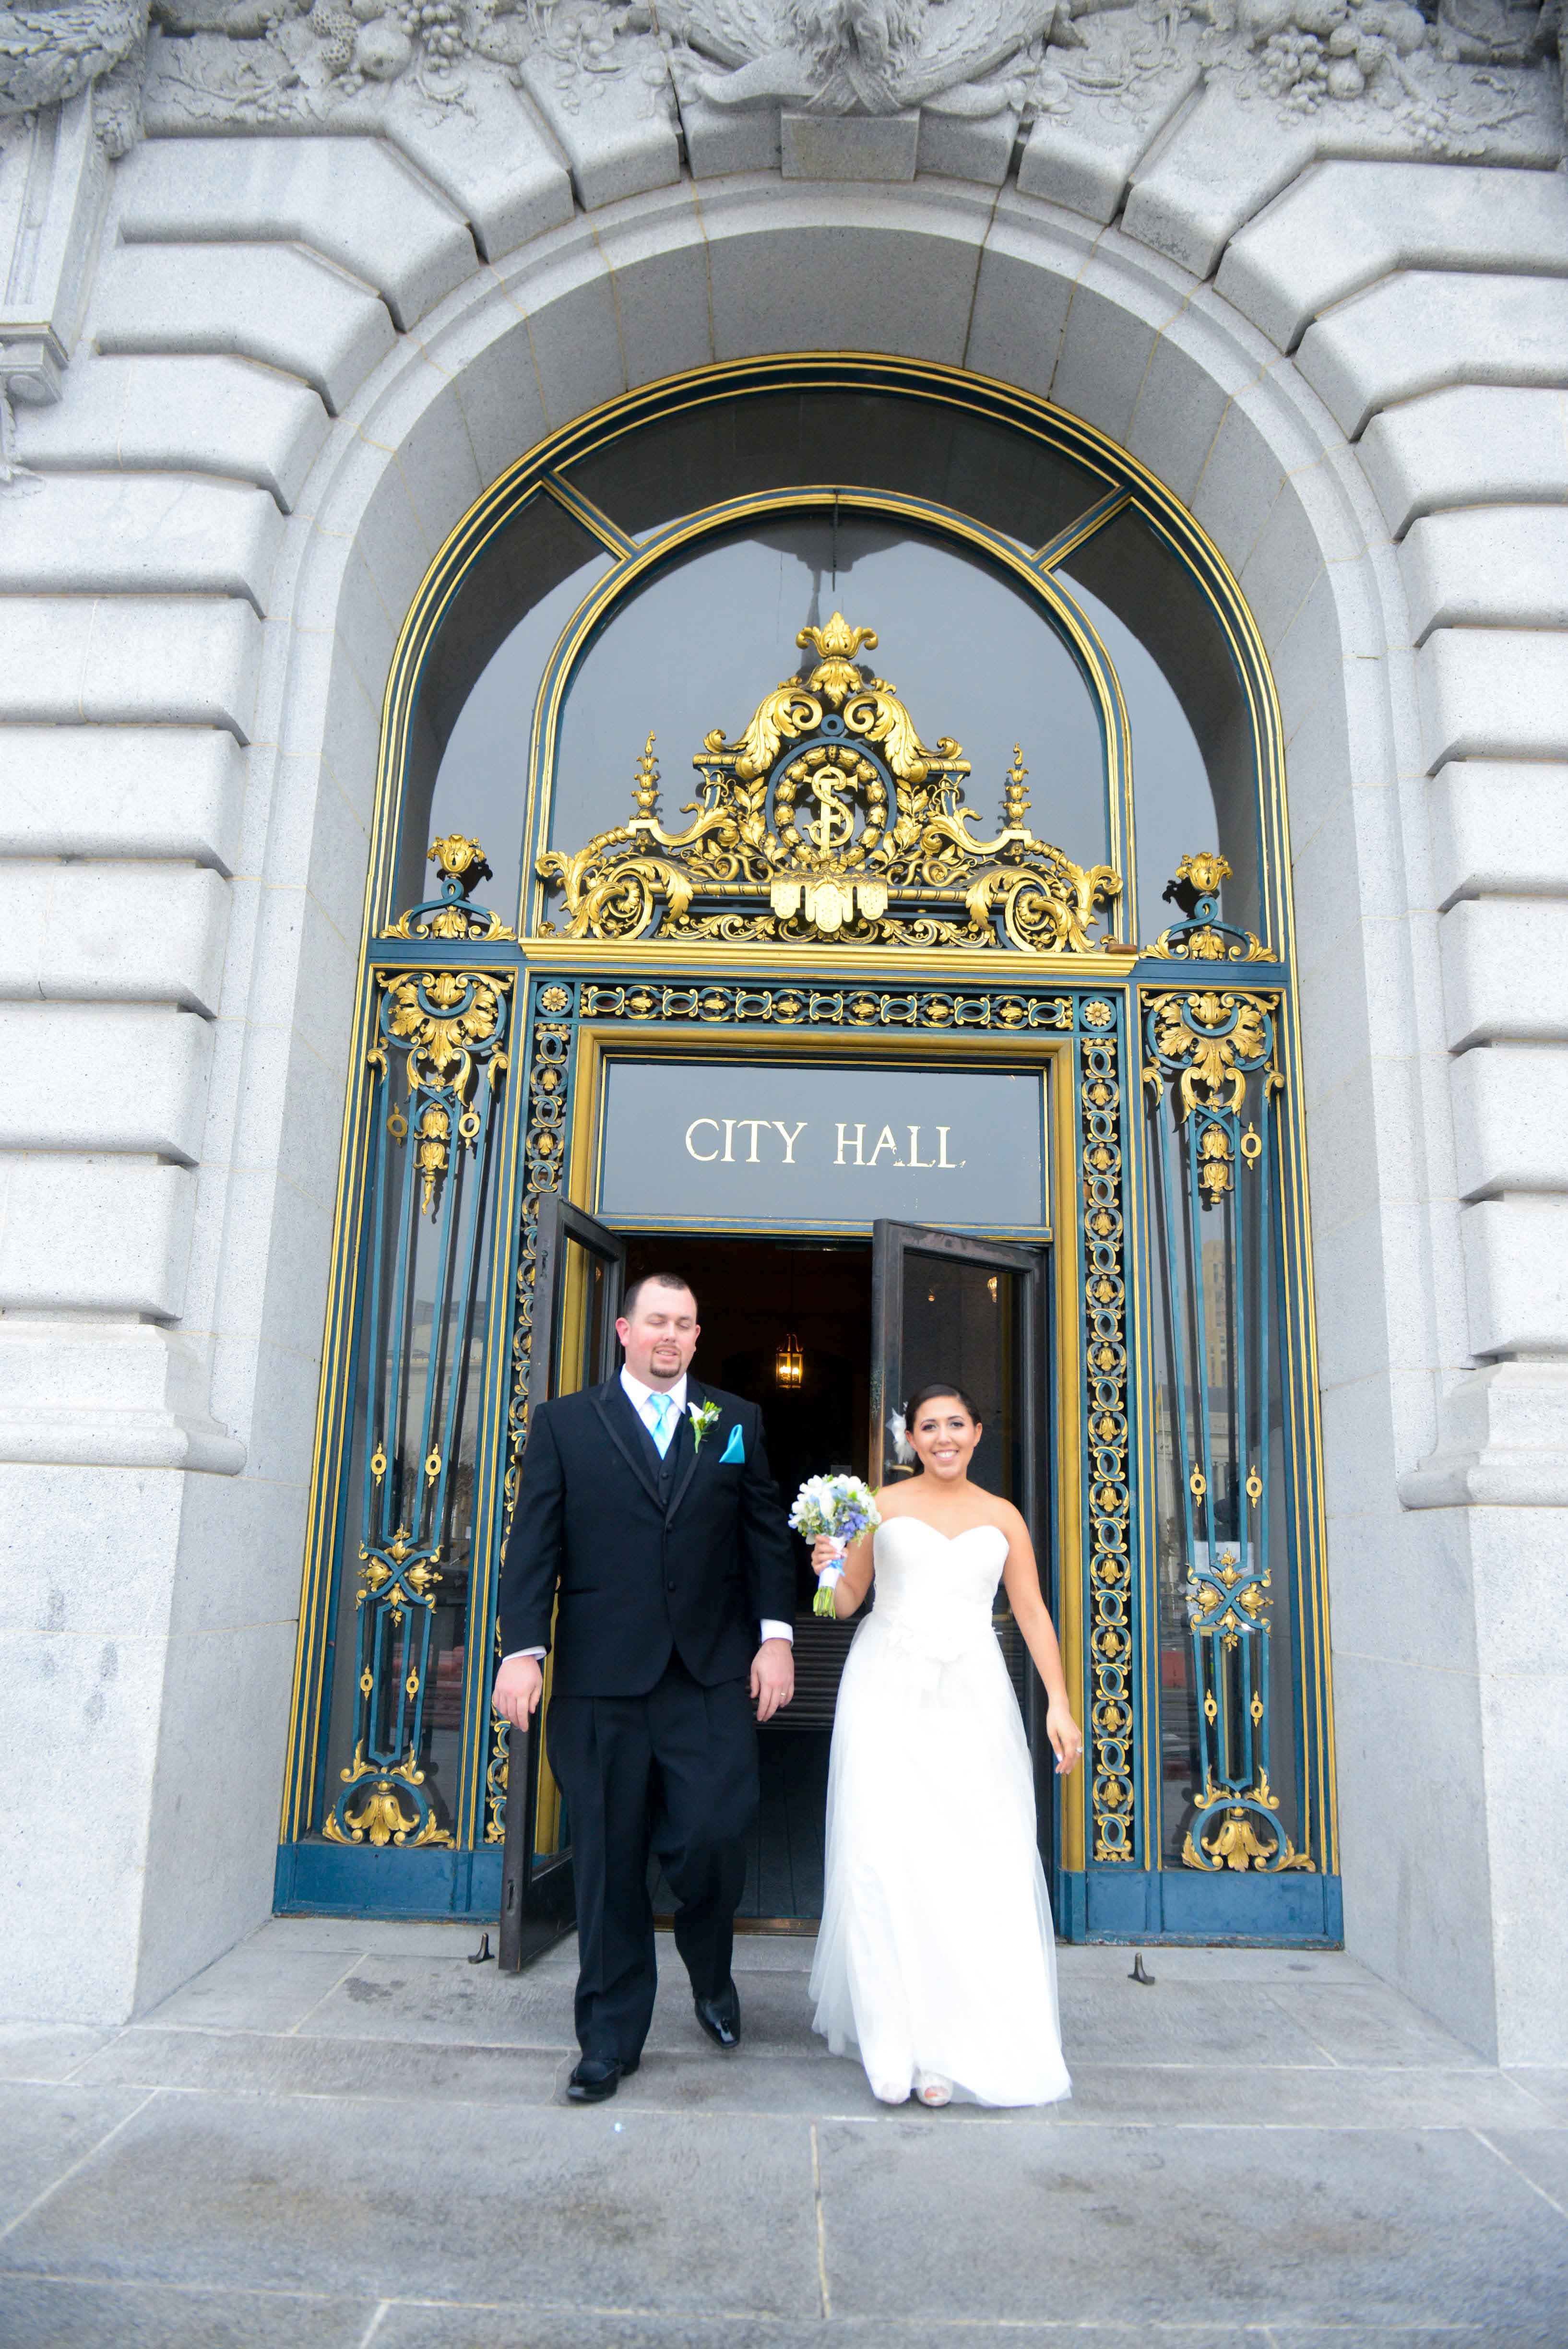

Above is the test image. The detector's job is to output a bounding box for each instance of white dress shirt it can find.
[506,1365,793,1660]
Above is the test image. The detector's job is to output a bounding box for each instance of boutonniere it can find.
[688,1398,722,1452]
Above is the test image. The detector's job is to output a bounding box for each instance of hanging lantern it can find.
[775,1330,803,1389]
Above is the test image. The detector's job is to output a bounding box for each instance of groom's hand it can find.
[492,1653,544,1730]
[750,1637,794,1724]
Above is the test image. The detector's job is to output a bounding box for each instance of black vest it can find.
[629,1392,681,1502]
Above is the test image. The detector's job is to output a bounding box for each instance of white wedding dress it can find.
[809,1517,1071,2107]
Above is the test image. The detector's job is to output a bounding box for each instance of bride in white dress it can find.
[808,1383,1082,2109]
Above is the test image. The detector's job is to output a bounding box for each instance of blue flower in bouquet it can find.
[789,1473,881,1616]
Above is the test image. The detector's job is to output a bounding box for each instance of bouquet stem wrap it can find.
[788,1474,882,1619]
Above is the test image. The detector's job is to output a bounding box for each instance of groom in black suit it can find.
[492,1272,796,2101]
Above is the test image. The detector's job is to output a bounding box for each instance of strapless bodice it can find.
[814,1507,1069,2110]
[868,1516,1009,1663]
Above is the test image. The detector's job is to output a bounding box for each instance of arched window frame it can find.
[279,357,1333,1941]
[362,357,1296,968]
[515,484,1134,937]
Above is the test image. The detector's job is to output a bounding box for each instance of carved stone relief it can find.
[0,0,1514,159]
[0,0,1561,243]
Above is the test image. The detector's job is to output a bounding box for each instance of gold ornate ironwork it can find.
[1187,1545,1270,1652]
[1149,991,1269,1119]
[384,835,516,942]
[1079,1014,1136,1863]
[1181,1772,1312,1873]
[377,970,511,1217]
[323,1743,452,1848]
[1141,988,1281,1200]
[1147,851,1272,962]
[537,616,1125,953]
[485,995,573,1844]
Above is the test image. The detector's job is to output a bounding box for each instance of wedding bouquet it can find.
[788,1474,881,1618]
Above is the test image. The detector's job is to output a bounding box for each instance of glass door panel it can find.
[1143,1024,1307,1876]
[498,1194,625,1968]
[869,1222,1052,1861]
[318,968,511,1853]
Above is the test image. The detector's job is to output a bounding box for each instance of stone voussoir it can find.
[1219,160,1568,356]
[115,134,479,332]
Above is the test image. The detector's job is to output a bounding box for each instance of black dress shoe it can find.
[566,2052,639,2102]
[693,1981,741,2050]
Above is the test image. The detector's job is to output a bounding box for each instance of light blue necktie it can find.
[648,1392,676,1457]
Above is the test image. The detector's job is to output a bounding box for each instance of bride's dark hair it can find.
[904,1382,982,1427]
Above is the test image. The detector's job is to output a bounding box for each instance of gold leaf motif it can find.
[1180,1770,1313,1873]
[374,972,511,1218]
[325,1777,452,1848]
[1148,990,1271,1121]
[1177,850,1231,895]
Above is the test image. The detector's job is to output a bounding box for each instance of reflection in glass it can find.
[897,1254,1021,1507]
[1058,565,1217,944]
[553,1234,618,1398]
[547,517,1108,881]
[1063,509,1260,939]
[399,492,611,919]
[897,1248,1030,1708]
[566,387,1108,550]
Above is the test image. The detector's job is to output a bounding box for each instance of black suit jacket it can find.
[497,1376,797,1696]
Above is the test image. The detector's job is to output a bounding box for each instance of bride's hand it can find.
[811,1535,845,1577]
[1046,1699,1084,1776]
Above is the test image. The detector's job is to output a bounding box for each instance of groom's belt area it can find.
[522,1543,762,1694]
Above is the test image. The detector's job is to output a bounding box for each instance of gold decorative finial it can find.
[631,735,660,822]
[1003,747,1030,831]
[1146,848,1269,963]
[795,612,879,708]
[428,834,490,892]
[1175,850,1232,896]
[381,833,513,942]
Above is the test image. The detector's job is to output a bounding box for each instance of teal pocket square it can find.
[721,1424,745,1464]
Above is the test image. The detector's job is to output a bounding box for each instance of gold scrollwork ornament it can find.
[1180,1772,1313,1873]
[537,616,1126,955]
[323,1744,452,1848]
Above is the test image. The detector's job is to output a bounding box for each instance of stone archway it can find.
[244,181,1452,2003]
[8,145,1564,2062]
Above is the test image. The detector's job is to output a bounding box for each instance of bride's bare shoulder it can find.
[874,1485,917,1518]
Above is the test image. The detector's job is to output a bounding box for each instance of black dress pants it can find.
[546,1653,759,2061]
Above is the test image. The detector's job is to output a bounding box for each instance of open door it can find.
[498,1194,625,1970]
[870,1222,1055,1870]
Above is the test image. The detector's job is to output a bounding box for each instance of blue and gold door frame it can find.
[277,530,1340,1941]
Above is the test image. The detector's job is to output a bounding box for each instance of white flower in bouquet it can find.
[789,1473,881,1617]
